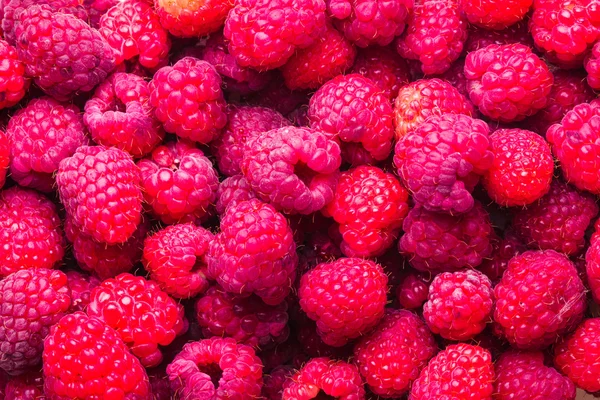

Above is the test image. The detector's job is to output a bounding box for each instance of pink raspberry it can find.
[241,126,341,215]
[460,0,532,29]
[7,97,87,192]
[143,223,213,299]
[396,271,431,310]
[215,175,257,215]
[84,72,164,158]
[4,371,44,400]
[224,0,327,71]
[0,39,28,109]
[350,45,410,100]
[154,0,234,38]
[138,140,219,224]
[477,230,525,283]
[399,202,494,273]
[394,113,493,214]
[262,365,294,400]
[0,131,7,189]
[397,0,467,75]
[65,270,101,312]
[465,43,554,122]
[464,21,534,53]
[149,57,227,144]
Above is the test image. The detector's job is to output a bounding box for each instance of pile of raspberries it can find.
[3,0,600,398]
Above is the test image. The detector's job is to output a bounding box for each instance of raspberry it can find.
[465,43,554,122]
[464,21,535,53]
[166,338,263,399]
[308,74,394,163]
[143,223,213,299]
[223,0,327,71]
[397,0,467,75]
[84,0,118,28]
[299,257,388,346]
[0,269,70,375]
[43,312,151,399]
[207,199,298,305]
[399,202,494,273]
[495,350,576,400]
[586,225,600,305]
[215,175,257,215]
[14,5,116,101]
[586,42,600,89]
[435,58,468,98]
[149,57,227,144]
[482,129,554,206]
[84,72,164,158]
[0,186,64,278]
[280,23,356,90]
[262,365,294,400]
[56,145,143,244]
[4,371,44,400]
[325,165,409,258]
[212,105,291,177]
[0,131,7,189]
[154,0,234,38]
[396,271,431,310]
[423,269,493,340]
[195,285,289,348]
[138,140,219,224]
[354,309,437,397]
[494,250,586,349]
[512,180,598,256]
[148,368,171,400]
[394,113,493,214]
[0,39,28,109]
[6,97,87,192]
[477,230,525,283]
[460,0,532,29]
[351,45,410,100]
[65,270,101,312]
[241,126,341,215]
[393,78,474,139]
[282,357,365,399]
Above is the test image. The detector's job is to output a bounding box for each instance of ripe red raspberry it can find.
[464,21,535,53]
[14,5,116,101]
[394,113,493,214]
[0,269,70,375]
[397,0,467,75]
[393,78,474,139]
[477,230,525,283]
[65,270,101,312]
[56,145,142,244]
[494,250,586,349]
[586,42,600,89]
[299,257,388,346]
[138,140,219,224]
[84,72,164,158]
[0,39,28,109]
[495,350,576,400]
[208,199,298,305]
[586,223,600,304]
[399,202,494,273]
[143,223,213,299]
[396,271,431,309]
[281,24,356,90]
[4,371,44,400]
[166,338,263,399]
[325,165,409,258]
[460,0,532,29]
[212,105,291,177]
[308,74,394,164]
[154,0,233,37]
[262,365,294,400]
[0,131,7,189]
[215,175,257,215]
[465,43,553,122]
[423,269,493,340]
[43,312,151,399]
[149,57,227,144]
[283,357,365,399]
[482,129,553,206]
[354,309,437,397]
[241,126,341,215]
[7,97,87,192]
[0,186,64,278]
[351,45,410,100]
[512,180,598,256]
[224,0,327,71]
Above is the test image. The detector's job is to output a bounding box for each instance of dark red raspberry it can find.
[56,145,142,244]
[84,0,118,28]
[435,58,468,98]
[4,371,44,400]
[325,165,409,258]
[396,271,431,310]
[308,74,394,164]
[393,78,474,140]
[148,368,171,400]
[84,72,164,158]
[494,250,586,349]
[465,43,554,122]
[241,126,341,215]
[0,269,70,375]
[460,0,532,29]
[215,175,257,215]
[248,75,310,116]
[149,57,227,144]
[0,186,64,278]
[0,131,7,189]
[138,140,219,224]
[7,97,87,192]
[154,0,233,37]
[397,0,467,75]
[43,312,151,399]
[166,337,263,399]
[411,344,493,399]
[224,0,327,71]
[143,223,213,299]
[394,113,493,214]
[212,105,291,177]
[399,202,494,273]
[65,270,101,312]
[262,365,294,400]
[0,39,28,109]
[464,21,535,53]
[477,230,525,283]
[297,231,343,281]
[351,45,410,100]
[283,357,365,399]
[354,309,436,397]
[294,317,353,360]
